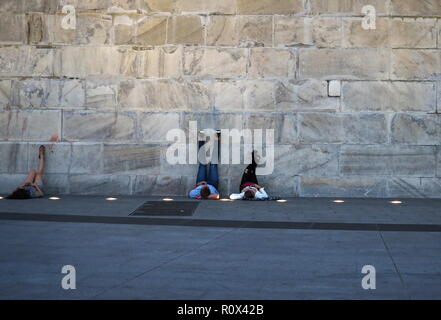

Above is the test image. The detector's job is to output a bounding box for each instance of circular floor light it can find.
[0,196,4,200]
[390,200,403,205]
[106,197,118,201]
[333,200,345,203]
[220,198,231,202]
[276,199,287,203]
[49,197,60,200]
[163,198,174,202]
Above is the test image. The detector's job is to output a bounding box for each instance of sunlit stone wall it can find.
[0,0,440,197]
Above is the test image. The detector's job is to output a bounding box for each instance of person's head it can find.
[6,188,30,200]
[200,186,211,199]
[244,189,256,199]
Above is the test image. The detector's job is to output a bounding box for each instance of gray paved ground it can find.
[0,196,440,299]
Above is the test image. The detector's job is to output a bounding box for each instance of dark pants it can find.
[196,140,219,189]
[239,152,258,192]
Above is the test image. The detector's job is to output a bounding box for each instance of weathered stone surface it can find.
[140,112,180,143]
[70,144,103,174]
[60,80,86,108]
[168,15,203,45]
[300,176,388,198]
[299,49,390,80]
[137,47,182,78]
[237,0,304,14]
[243,81,275,111]
[343,18,390,48]
[257,174,299,196]
[102,144,160,174]
[63,111,136,142]
[69,174,131,195]
[438,147,441,177]
[0,174,27,194]
[0,14,25,43]
[390,0,441,16]
[15,79,59,108]
[135,15,167,46]
[133,175,189,196]
[112,14,136,45]
[299,113,387,144]
[176,0,237,14]
[342,81,436,112]
[312,17,342,48]
[41,14,75,44]
[207,15,273,47]
[28,143,71,174]
[184,48,248,78]
[248,48,296,78]
[388,177,441,198]
[310,0,389,15]
[118,80,211,110]
[272,145,339,177]
[211,81,245,112]
[86,79,118,109]
[56,46,137,77]
[0,46,54,77]
[391,114,440,145]
[0,143,28,173]
[0,80,13,108]
[139,0,175,13]
[28,13,45,44]
[340,145,437,176]
[76,14,112,45]
[390,18,436,49]
[0,110,61,141]
[328,80,341,97]
[274,17,313,47]
[276,80,339,111]
[391,50,441,80]
[244,113,297,144]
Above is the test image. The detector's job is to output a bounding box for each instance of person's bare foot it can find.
[38,145,46,159]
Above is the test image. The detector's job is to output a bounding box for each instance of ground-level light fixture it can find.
[276,199,287,203]
[220,198,232,202]
[106,197,118,201]
[0,196,4,200]
[333,200,345,203]
[390,200,403,205]
[163,198,174,201]
[49,197,60,200]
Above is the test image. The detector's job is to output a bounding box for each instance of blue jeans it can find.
[196,141,219,188]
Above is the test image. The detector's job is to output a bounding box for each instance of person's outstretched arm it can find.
[230,193,243,200]
[255,188,268,199]
[207,194,220,200]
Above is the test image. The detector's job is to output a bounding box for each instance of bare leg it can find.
[24,170,37,184]
[35,146,45,184]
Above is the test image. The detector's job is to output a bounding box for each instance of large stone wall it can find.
[0,0,440,198]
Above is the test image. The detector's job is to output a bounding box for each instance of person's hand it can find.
[254,184,262,189]
[195,195,202,199]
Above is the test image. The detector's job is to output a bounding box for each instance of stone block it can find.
[102,144,160,174]
[328,80,341,97]
[391,50,441,80]
[168,15,204,45]
[342,81,436,112]
[118,80,211,110]
[276,80,339,111]
[0,174,27,194]
[56,46,137,78]
[28,143,71,174]
[135,15,167,46]
[41,14,75,44]
[15,79,59,108]
[243,81,275,111]
[207,15,273,47]
[340,145,437,177]
[300,176,388,198]
[237,0,304,14]
[70,144,103,174]
[112,14,136,45]
[244,113,297,144]
[69,174,131,195]
[85,79,118,109]
[140,112,180,143]
[342,18,390,48]
[132,175,189,196]
[391,114,440,145]
[184,48,248,78]
[248,48,296,78]
[63,111,136,142]
[272,145,339,177]
[76,13,112,45]
[256,174,298,196]
[0,80,13,108]
[176,0,237,14]
[137,46,182,78]
[139,0,175,13]
[299,113,387,144]
[0,14,25,43]
[310,0,389,15]
[390,0,441,16]
[0,46,54,77]
[274,17,313,47]
[211,81,245,112]
[60,80,86,108]
[390,18,436,49]
[312,17,342,48]
[299,49,389,80]
[388,177,441,199]
[41,174,70,195]
[0,143,28,173]
[0,110,61,141]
